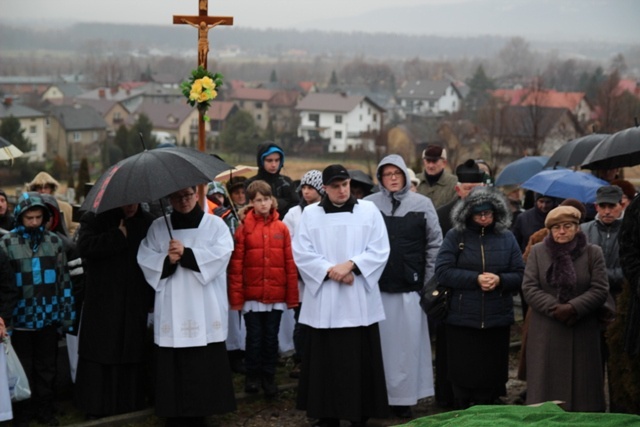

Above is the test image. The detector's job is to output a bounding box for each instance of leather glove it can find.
[552,303,576,324]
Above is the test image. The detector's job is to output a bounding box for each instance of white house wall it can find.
[20,117,47,162]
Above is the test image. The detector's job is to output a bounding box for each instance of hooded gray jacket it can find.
[365,154,443,293]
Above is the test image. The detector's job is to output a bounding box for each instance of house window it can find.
[309,113,319,124]
[335,115,342,124]
[368,108,371,114]
[256,114,262,121]
[29,125,37,134]
[45,118,50,128]
[373,113,377,122]
[239,101,244,108]
[93,131,98,141]
[255,102,263,109]
[334,131,342,139]
[73,132,81,142]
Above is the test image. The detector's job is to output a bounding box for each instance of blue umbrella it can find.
[521,169,608,203]
[495,156,549,187]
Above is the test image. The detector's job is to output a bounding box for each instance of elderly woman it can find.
[435,186,524,409]
[523,206,609,411]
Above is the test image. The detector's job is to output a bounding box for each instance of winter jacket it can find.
[435,186,524,329]
[0,192,75,331]
[416,169,458,209]
[365,154,442,293]
[245,141,299,219]
[580,216,623,295]
[228,207,298,309]
[620,194,640,355]
[512,205,548,252]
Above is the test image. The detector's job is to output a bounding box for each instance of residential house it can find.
[138,82,184,105]
[396,80,463,116]
[296,92,385,153]
[0,76,60,105]
[63,98,130,136]
[0,98,47,162]
[41,82,85,105]
[131,100,204,147]
[227,87,275,130]
[489,105,582,161]
[47,104,108,165]
[207,101,239,136]
[493,88,593,124]
[77,87,145,116]
[322,83,399,125]
[268,90,301,136]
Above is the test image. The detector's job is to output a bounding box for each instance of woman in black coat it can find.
[435,186,524,409]
[74,204,155,417]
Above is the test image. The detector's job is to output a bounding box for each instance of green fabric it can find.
[397,403,640,426]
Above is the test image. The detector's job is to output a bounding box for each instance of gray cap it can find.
[596,185,623,205]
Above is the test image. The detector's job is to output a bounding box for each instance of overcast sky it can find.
[4,0,452,28]
[3,0,639,43]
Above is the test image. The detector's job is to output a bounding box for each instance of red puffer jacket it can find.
[228,207,299,310]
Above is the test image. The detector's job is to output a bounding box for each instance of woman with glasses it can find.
[522,206,608,411]
[435,186,524,409]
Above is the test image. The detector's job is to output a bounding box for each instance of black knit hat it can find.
[455,159,485,183]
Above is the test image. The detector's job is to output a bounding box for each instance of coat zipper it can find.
[480,227,486,329]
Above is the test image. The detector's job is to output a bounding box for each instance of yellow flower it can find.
[197,91,210,103]
[200,76,216,91]
[192,80,203,93]
[189,89,201,102]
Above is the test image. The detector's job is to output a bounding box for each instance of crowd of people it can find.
[0,142,638,426]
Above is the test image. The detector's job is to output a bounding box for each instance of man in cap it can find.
[293,164,391,426]
[245,141,298,219]
[416,144,458,209]
[580,185,625,398]
[437,159,487,236]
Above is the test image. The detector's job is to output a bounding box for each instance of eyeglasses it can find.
[381,171,403,179]
[551,223,576,232]
[170,192,195,203]
[473,210,493,219]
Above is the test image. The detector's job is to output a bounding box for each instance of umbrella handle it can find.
[158,198,173,240]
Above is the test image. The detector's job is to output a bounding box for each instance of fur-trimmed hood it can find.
[450,186,511,232]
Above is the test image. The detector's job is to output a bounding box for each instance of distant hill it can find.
[0,20,635,62]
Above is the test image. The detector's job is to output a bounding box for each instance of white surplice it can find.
[137,214,234,348]
[292,200,390,329]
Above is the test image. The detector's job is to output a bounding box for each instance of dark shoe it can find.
[230,357,246,374]
[312,418,340,427]
[244,376,260,394]
[391,405,413,418]
[36,414,60,426]
[289,363,301,379]
[261,376,278,398]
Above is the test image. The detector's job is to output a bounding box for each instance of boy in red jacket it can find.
[228,180,299,397]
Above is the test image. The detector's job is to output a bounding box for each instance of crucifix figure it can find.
[173,1,233,69]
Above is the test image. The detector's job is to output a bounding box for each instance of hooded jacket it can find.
[228,206,299,309]
[244,141,299,219]
[365,154,442,293]
[0,192,75,331]
[435,186,524,329]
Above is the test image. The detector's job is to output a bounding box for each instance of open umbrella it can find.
[494,156,549,187]
[521,169,608,203]
[0,136,24,161]
[581,126,640,170]
[544,134,609,168]
[214,164,258,182]
[81,146,231,214]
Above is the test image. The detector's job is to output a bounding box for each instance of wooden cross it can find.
[173,0,234,69]
[173,1,233,207]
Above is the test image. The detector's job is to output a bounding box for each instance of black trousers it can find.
[12,325,59,419]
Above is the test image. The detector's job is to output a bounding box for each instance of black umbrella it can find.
[80,146,232,214]
[543,134,609,169]
[581,126,640,170]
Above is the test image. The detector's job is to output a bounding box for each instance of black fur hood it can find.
[450,186,512,232]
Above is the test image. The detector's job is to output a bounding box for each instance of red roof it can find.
[229,87,275,102]
[615,79,640,97]
[269,90,299,108]
[207,101,236,121]
[493,89,586,111]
